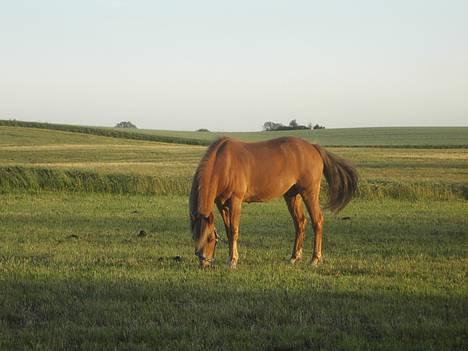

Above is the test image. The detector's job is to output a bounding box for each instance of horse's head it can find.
[190,212,219,268]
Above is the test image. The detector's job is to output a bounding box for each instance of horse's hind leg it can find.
[284,194,307,264]
[301,191,324,266]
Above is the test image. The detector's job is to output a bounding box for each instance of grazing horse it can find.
[189,137,358,268]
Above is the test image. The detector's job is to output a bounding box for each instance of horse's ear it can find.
[207,212,214,224]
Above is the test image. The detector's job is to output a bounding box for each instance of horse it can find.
[189,136,358,268]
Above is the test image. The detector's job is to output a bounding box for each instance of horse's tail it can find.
[314,145,358,213]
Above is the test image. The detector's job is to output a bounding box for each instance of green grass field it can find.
[0,123,467,350]
[121,126,468,147]
[0,194,466,350]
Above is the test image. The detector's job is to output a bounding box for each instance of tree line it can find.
[263,119,325,131]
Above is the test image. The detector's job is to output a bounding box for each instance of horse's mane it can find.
[189,137,230,225]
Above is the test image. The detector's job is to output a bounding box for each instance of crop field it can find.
[115,125,468,147]
[0,123,467,350]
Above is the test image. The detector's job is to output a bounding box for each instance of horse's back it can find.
[241,137,321,171]
[222,136,315,156]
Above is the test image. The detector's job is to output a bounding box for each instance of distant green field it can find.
[124,126,468,147]
[2,119,468,147]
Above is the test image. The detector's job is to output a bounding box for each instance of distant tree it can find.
[115,121,137,129]
[196,128,210,132]
[313,124,325,130]
[263,120,309,131]
[289,119,298,128]
[263,121,283,131]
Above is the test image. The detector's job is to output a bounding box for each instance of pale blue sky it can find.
[1,0,467,131]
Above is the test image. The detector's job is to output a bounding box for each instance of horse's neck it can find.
[195,137,229,216]
[197,172,217,216]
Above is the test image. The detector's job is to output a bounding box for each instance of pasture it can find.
[0,124,467,350]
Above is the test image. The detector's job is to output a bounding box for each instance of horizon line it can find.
[1,117,468,133]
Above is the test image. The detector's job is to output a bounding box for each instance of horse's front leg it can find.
[228,196,242,268]
[216,199,230,237]
[216,199,231,260]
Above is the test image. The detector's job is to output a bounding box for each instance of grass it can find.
[0,123,467,349]
[1,166,466,201]
[1,126,467,199]
[0,193,466,350]
[0,120,210,146]
[0,167,191,195]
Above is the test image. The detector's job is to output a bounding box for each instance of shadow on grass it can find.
[0,275,466,351]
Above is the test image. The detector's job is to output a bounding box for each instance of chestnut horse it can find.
[189,137,358,268]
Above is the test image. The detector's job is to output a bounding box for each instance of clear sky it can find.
[1,0,467,131]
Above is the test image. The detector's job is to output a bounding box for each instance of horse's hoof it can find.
[290,256,301,265]
[199,260,211,269]
[311,257,321,266]
[226,256,238,269]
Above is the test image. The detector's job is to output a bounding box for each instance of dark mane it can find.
[189,137,230,226]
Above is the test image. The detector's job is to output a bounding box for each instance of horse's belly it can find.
[244,179,294,203]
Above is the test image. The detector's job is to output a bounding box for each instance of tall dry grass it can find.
[1,166,466,200]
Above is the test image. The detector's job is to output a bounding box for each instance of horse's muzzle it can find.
[195,250,213,268]
[195,250,205,261]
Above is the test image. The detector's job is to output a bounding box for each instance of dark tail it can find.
[314,145,358,213]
